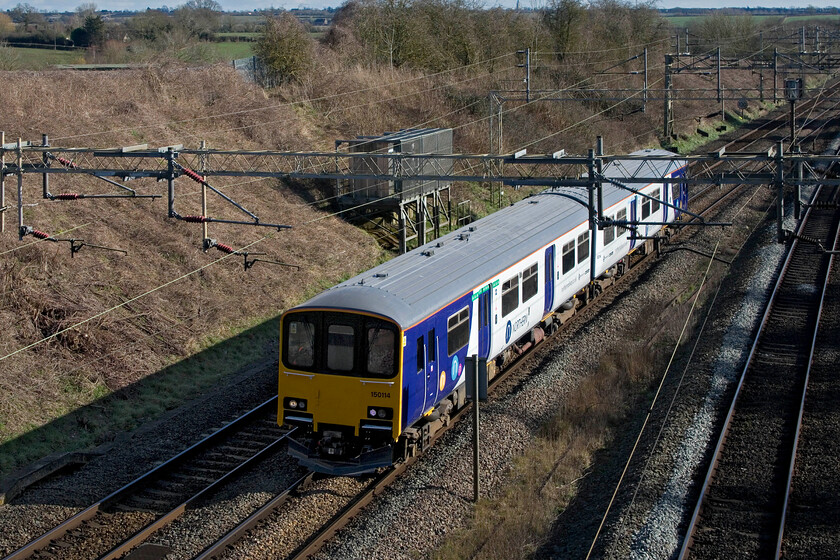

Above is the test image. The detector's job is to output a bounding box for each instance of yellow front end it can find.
[279,368,402,438]
[278,309,404,474]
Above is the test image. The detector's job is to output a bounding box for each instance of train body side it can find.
[280,150,687,475]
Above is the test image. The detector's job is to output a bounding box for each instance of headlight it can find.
[284,397,307,410]
[367,406,393,420]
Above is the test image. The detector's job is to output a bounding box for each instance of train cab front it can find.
[279,308,402,476]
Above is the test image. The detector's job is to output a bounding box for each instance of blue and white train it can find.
[279,149,687,475]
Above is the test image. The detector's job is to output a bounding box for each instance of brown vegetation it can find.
[0,0,768,478]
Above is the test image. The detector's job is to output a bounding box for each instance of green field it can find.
[206,41,254,59]
[664,14,840,27]
[215,32,260,39]
[1,43,254,69]
[1,47,86,70]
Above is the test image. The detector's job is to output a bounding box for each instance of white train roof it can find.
[292,150,686,328]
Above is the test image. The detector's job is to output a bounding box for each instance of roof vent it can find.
[457,233,470,241]
[421,249,435,257]
[436,241,445,248]
[373,273,388,278]
[469,226,477,232]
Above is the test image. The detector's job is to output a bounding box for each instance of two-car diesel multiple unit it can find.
[279,149,687,475]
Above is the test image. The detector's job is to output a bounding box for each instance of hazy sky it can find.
[1,0,837,13]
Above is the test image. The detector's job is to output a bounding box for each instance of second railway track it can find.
[679,182,840,558]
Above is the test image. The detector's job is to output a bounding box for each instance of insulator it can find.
[795,233,823,245]
[215,242,235,254]
[31,229,52,240]
[55,156,77,169]
[181,215,208,223]
[180,167,205,184]
[54,193,81,200]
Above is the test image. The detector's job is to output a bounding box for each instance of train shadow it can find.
[0,315,282,508]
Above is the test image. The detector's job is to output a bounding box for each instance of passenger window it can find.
[502,275,519,317]
[652,188,661,214]
[616,208,627,235]
[287,319,315,368]
[367,325,395,376]
[416,336,424,373]
[447,307,470,356]
[577,232,589,265]
[642,195,651,219]
[327,324,354,371]
[522,263,539,302]
[428,329,436,362]
[562,240,575,274]
[604,215,615,245]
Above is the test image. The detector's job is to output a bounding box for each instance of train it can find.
[278,149,688,475]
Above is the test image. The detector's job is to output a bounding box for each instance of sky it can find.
[1,0,838,14]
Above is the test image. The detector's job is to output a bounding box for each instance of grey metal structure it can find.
[335,128,455,253]
[1,134,834,251]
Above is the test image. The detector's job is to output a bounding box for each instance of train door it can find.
[663,182,670,223]
[478,289,491,359]
[411,334,427,421]
[543,245,555,315]
[677,177,688,216]
[425,328,438,410]
[629,198,638,250]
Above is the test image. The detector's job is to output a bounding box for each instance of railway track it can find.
[2,398,289,560]
[781,225,840,556]
[678,181,840,558]
[8,84,840,560]
[186,94,840,560]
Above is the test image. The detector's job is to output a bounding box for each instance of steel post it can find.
[596,137,604,222]
[42,134,49,199]
[774,48,778,103]
[588,149,597,289]
[418,197,427,246]
[167,147,176,218]
[526,47,531,103]
[664,55,673,139]
[399,203,407,254]
[643,48,648,113]
[17,139,24,240]
[1,131,5,233]
[200,140,208,243]
[795,148,803,219]
[776,141,785,243]
[472,356,480,503]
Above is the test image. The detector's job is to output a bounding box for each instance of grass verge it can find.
[0,314,278,479]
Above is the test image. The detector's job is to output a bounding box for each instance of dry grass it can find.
[435,341,663,560]
[0,36,747,479]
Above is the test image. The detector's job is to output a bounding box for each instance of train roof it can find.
[292,150,686,328]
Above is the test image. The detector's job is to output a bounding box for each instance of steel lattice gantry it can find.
[2,141,838,249]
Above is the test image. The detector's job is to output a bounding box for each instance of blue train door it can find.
[425,328,438,411]
[478,289,491,358]
[629,198,638,250]
[411,334,426,421]
[678,179,688,215]
[663,182,669,223]
[544,245,555,315]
